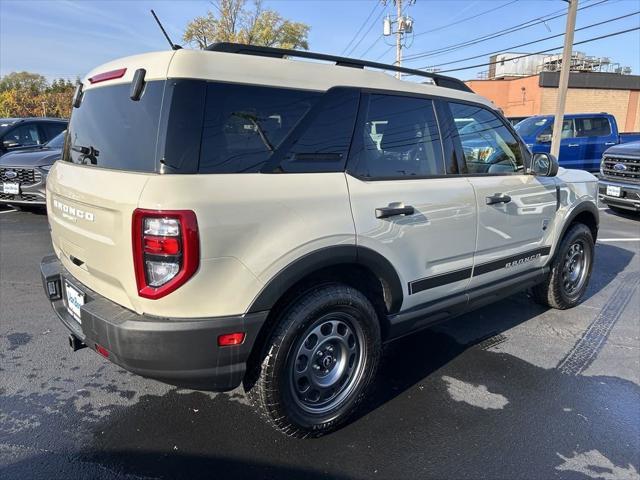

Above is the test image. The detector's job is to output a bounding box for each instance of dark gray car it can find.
[0,131,65,207]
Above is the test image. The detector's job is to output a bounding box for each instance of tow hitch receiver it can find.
[69,334,86,351]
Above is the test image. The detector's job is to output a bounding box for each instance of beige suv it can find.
[41,43,599,437]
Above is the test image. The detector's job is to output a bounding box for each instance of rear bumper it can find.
[598,178,640,212]
[40,255,268,391]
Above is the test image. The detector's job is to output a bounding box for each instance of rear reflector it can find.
[218,333,245,346]
[89,68,127,84]
[95,344,110,358]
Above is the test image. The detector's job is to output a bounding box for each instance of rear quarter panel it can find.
[137,173,355,318]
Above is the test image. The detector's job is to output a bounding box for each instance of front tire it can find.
[533,223,594,309]
[247,284,381,438]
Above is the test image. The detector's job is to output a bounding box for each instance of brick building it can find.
[466,71,640,132]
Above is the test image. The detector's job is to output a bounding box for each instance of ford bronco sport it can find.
[41,43,599,437]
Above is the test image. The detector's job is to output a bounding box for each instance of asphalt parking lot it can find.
[0,205,638,480]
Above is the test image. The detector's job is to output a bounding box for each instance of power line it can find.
[412,0,520,38]
[347,2,387,57]
[423,10,639,69]
[404,0,609,61]
[341,1,381,55]
[432,26,640,73]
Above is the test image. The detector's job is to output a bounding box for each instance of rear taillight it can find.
[132,209,199,299]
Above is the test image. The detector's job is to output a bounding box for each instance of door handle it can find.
[568,144,580,147]
[486,193,512,205]
[604,142,616,146]
[375,203,415,219]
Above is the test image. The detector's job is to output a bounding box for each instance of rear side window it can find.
[575,117,611,137]
[350,94,444,179]
[199,83,320,173]
[448,102,524,174]
[277,88,360,173]
[63,81,164,171]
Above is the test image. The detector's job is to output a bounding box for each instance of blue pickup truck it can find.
[514,113,640,172]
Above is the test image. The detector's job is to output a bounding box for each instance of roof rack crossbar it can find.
[206,42,473,93]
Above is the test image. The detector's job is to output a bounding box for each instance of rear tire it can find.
[533,223,594,309]
[246,283,381,438]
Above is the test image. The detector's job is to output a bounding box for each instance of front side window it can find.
[350,94,444,179]
[4,124,41,147]
[449,102,524,174]
[199,84,320,173]
[539,119,575,140]
[44,123,67,140]
[575,117,611,137]
[46,131,66,149]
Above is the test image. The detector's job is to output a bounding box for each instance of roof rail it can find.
[206,42,473,93]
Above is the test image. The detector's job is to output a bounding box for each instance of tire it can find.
[246,283,381,438]
[533,223,594,309]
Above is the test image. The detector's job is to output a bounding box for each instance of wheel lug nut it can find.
[317,351,323,357]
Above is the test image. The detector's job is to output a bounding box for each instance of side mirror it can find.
[2,140,20,149]
[536,133,552,143]
[532,152,559,177]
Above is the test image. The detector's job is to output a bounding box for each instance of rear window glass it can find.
[63,81,164,172]
[199,83,320,173]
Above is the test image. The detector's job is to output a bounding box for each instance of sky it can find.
[0,0,639,83]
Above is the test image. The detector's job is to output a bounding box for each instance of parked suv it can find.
[0,130,65,207]
[598,141,640,213]
[40,44,599,437]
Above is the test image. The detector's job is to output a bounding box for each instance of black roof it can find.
[206,42,473,93]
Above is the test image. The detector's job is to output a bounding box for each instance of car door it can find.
[346,92,477,313]
[444,101,558,291]
[574,116,614,171]
[532,118,583,168]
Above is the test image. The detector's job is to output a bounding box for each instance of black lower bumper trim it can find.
[40,255,269,391]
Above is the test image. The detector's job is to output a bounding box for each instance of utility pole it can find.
[550,0,579,159]
[383,0,414,79]
[395,0,403,79]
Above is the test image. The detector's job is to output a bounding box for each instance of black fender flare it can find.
[553,201,599,259]
[247,245,404,314]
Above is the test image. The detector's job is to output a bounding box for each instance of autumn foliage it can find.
[0,72,76,119]
[183,0,309,50]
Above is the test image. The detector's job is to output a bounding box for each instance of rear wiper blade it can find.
[71,144,99,165]
[232,113,274,152]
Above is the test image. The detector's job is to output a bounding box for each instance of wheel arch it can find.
[553,201,599,259]
[247,245,404,316]
[243,245,403,388]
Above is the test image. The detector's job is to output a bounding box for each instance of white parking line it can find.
[598,238,640,242]
[0,209,17,214]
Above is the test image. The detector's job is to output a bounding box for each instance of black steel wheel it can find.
[246,283,381,438]
[533,223,594,309]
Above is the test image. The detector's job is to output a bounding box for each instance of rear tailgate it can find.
[47,51,175,312]
[47,163,152,311]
